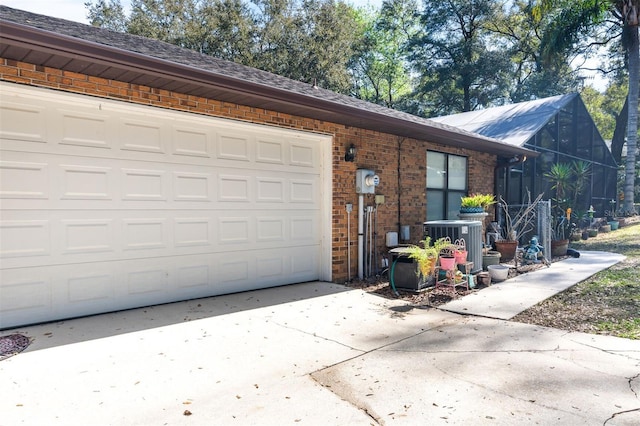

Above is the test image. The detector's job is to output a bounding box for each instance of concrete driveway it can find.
[1,281,639,425]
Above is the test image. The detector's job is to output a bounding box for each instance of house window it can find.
[426,151,468,220]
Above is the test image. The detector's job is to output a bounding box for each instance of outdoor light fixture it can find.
[345,143,356,162]
[499,154,527,167]
[508,154,526,164]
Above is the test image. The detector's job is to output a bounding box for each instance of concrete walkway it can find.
[439,251,626,319]
[1,253,638,425]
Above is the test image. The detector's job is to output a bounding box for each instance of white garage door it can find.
[0,83,332,329]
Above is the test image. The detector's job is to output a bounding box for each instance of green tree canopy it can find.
[350,0,417,108]
[86,0,362,93]
[407,0,512,115]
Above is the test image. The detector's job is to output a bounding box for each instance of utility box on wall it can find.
[356,169,379,194]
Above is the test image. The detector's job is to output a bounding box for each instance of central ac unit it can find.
[423,220,483,274]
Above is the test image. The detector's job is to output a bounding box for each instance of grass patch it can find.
[597,318,640,340]
[513,222,640,339]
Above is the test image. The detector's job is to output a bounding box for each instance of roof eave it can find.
[0,19,536,158]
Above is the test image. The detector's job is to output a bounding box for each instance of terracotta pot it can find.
[551,239,569,257]
[494,240,517,261]
[439,256,456,271]
[600,224,611,233]
[454,250,467,264]
[570,232,581,241]
[476,271,490,285]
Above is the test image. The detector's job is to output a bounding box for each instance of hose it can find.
[389,255,400,297]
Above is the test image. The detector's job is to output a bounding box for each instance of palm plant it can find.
[544,161,592,240]
[544,163,572,208]
[571,161,592,207]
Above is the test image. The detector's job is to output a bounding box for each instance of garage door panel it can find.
[61,218,115,255]
[0,160,49,199]
[256,138,285,165]
[291,215,319,241]
[174,217,213,248]
[0,100,47,143]
[2,88,322,172]
[57,108,113,149]
[173,171,212,202]
[49,263,117,320]
[171,122,216,158]
[122,218,167,251]
[0,210,319,269]
[119,116,166,154]
[1,83,329,329]
[1,246,320,327]
[60,164,114,200]
[0,219,51,258]
[289,141,316,168]
[217,132,252,161]
[0,152,320,211]
[0,270,52,318]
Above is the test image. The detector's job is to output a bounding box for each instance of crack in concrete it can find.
[603,407,640,425]
[309,373,384,425]
[381,347,582,354]
[430,363,593,422]
[629,373,640,398]
[268,319,364,353]
[291,321,452,425]
[270,314,640,425]
[269,318,454,370]
[567,336,640,363]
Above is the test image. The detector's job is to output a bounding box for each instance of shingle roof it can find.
[429,94,578,147]
[0,5,536,157]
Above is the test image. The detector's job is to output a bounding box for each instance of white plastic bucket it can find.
[487,264,509,282]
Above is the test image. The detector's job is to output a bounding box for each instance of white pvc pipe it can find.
[368,206,374,276]
[358,194,364,280]
[347,207,352,282]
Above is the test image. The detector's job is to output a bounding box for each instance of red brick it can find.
[0,58,498,283]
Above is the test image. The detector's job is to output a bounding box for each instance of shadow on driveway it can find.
[0,281,351,354]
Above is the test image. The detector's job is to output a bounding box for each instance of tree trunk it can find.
[623,22,639,213]
[611,97,628,164]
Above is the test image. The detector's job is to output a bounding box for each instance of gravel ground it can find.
[348,255,553,308]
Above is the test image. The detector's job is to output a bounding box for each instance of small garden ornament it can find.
[522,236,549,266]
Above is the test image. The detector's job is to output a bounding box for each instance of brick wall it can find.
[0,58,497,283]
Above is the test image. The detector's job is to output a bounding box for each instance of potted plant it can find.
[550,208,572,256]
[597,217,611,233]
[605,203,620,230]
[544,161,591,257]
[613,206,630,227]
[403,237,448,285]
[460,193,496,213]
[494,191,543,261]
